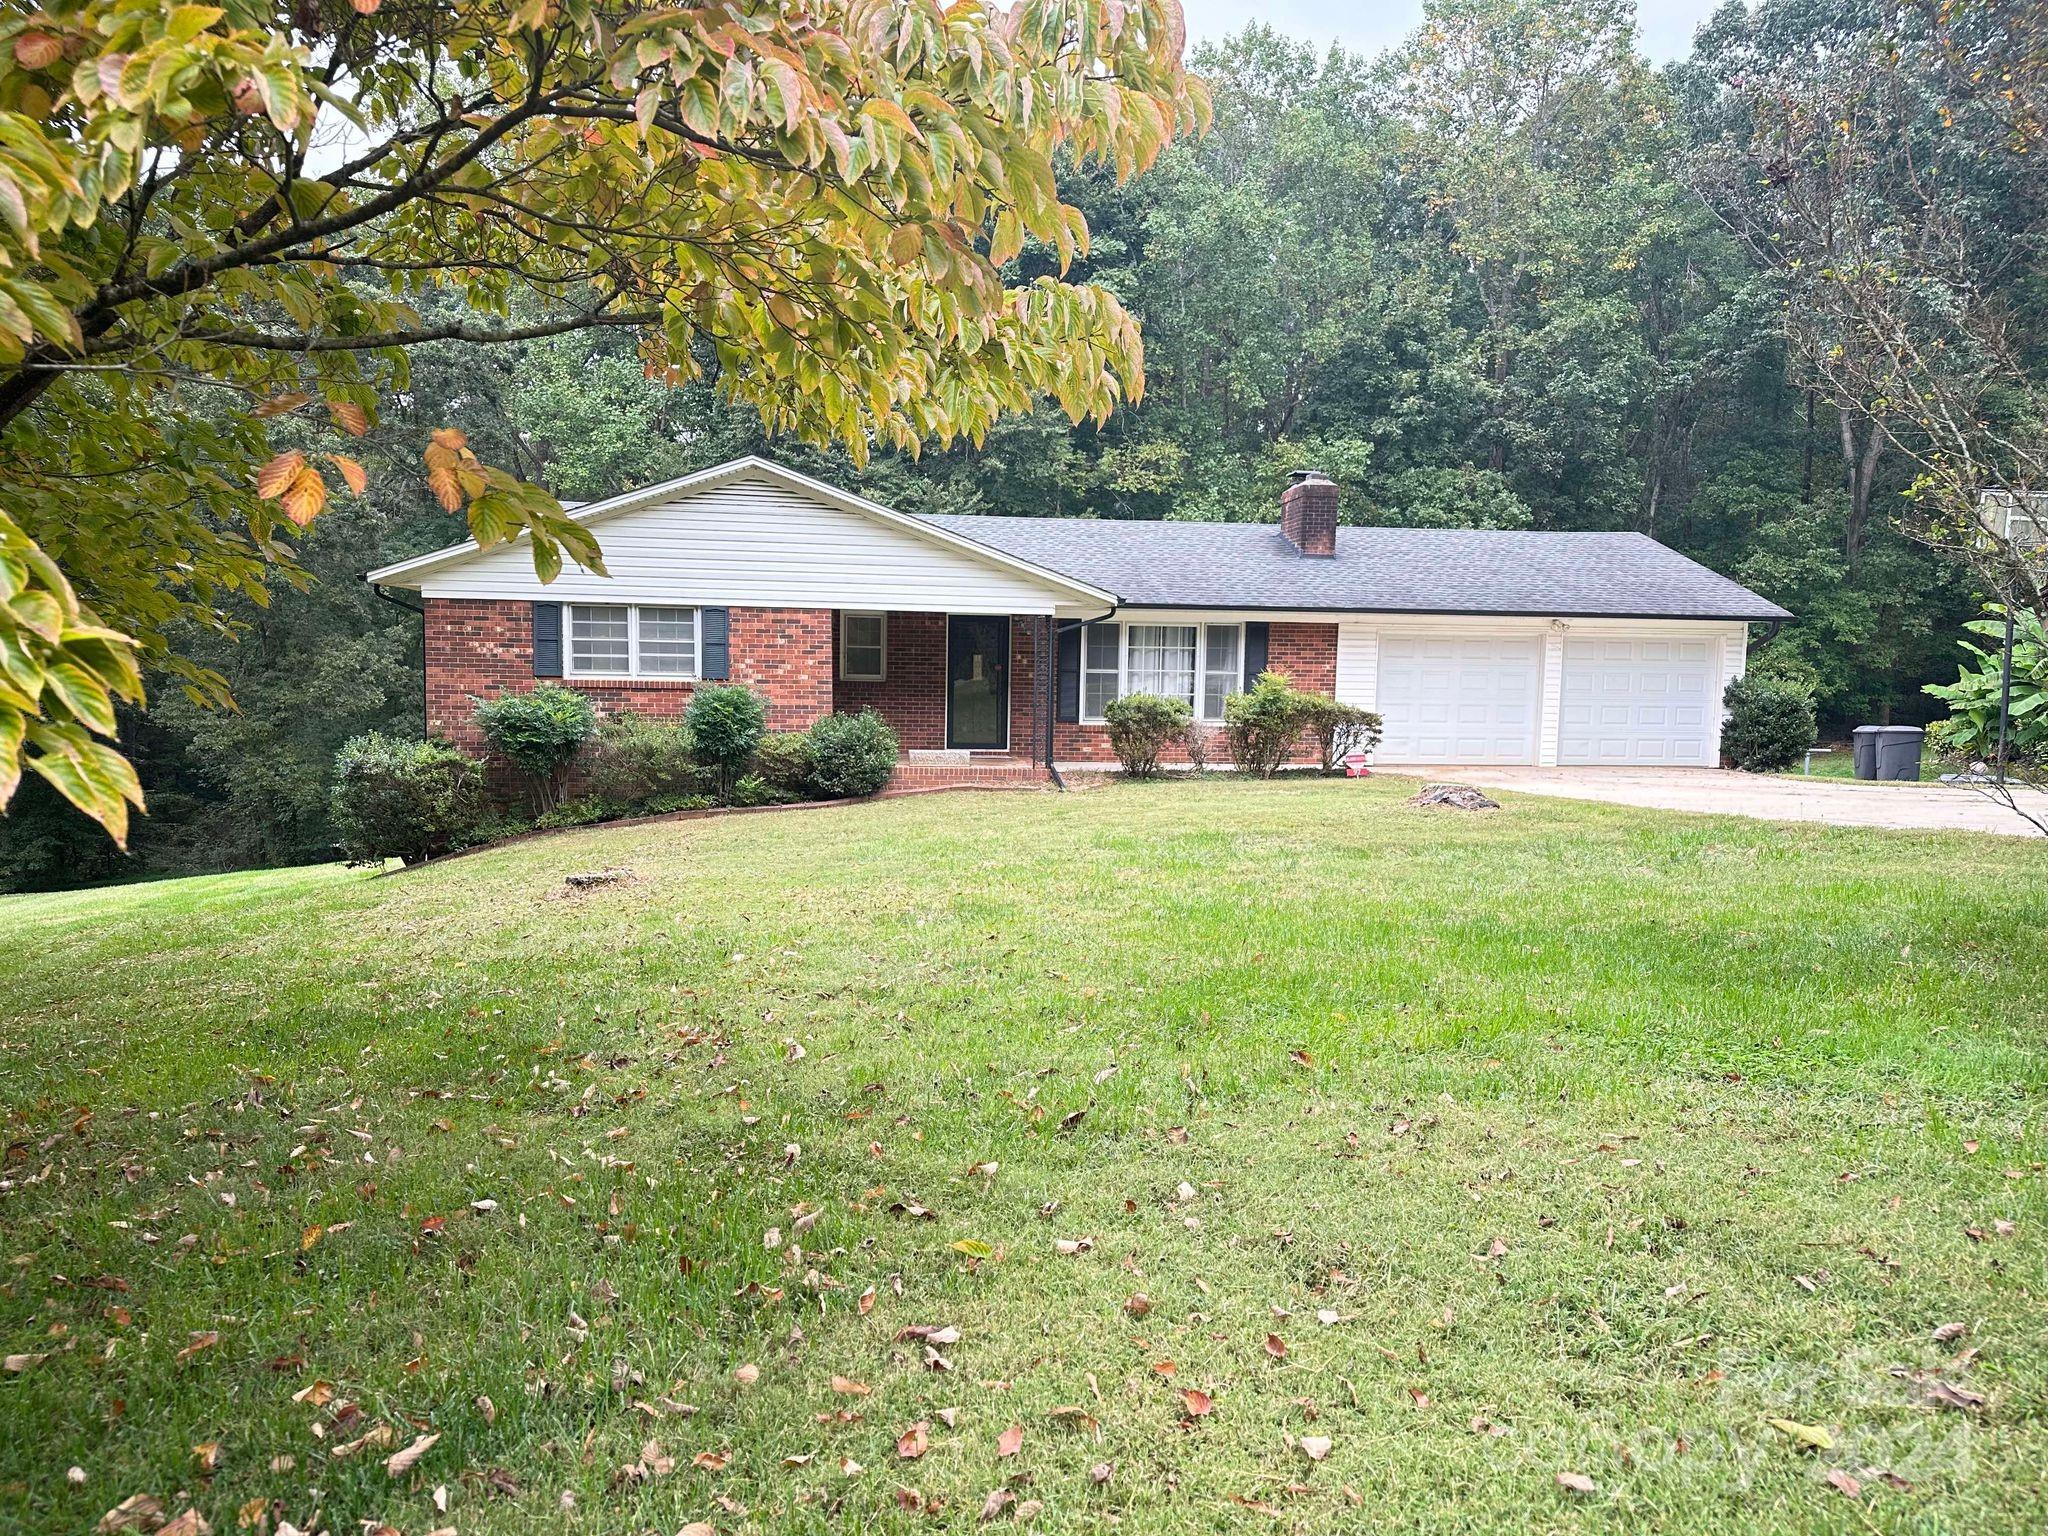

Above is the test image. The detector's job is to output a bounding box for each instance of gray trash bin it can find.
[1875,725,1923,781]
[1852,726,1882,780]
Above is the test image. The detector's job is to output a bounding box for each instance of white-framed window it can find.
[1129,624,1198,703]
[1082,622,1121,720]
[1202,625,1241,719]
[567,604,700,679]
[839,611,887,681]
[1080,621,1243,722]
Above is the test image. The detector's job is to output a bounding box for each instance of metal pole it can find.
[1996,604,2015,786]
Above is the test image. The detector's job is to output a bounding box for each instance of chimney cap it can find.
[1288,468,1331,486]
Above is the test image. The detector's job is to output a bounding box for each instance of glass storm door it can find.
[946,616,1010,750]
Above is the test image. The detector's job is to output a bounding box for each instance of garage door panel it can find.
[1560,636,1717,766]
[1377,633,1540,764]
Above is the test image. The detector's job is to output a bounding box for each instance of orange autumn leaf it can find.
[326,399,370,436]
[254,449,305,500]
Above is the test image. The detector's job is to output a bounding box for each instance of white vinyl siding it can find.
[567,604,700,680]
[414,473,1071,613]
[1082,621,1242,722]
[840,612,886,681]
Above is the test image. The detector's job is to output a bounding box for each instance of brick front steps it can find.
[882,752,1051,793]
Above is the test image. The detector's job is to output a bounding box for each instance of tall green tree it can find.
[0,0,1208,842]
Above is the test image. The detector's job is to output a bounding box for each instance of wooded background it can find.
[2,0,2032,888]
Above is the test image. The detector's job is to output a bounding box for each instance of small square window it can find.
[840,612,887,681]
[637,606,697,677]
[569,605,629,675]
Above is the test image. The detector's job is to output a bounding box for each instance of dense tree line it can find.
[3,0,2037,890]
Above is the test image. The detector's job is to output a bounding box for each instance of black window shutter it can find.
[532,601,562,677]
[1056,622,1081,723]
[1243,621,1269,688]
[701,607,731,680]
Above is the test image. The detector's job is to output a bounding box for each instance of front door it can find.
[946,616,1010,750]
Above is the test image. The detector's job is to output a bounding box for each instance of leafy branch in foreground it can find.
[0,0,1208,841]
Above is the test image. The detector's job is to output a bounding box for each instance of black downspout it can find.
[1043,615,1064,790]
[371,583,428,738]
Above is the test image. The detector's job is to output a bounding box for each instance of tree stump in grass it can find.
[1410,783,1500,811]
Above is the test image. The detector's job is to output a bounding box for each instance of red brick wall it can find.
[833,611,947,749]
[832,611,1049,760]
[1053,621,1337,767]
[423,599,833,754]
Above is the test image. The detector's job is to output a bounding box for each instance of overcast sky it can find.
[1179,0,1724,64]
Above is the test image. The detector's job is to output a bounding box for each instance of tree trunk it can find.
[1801,390,1814,505]
[1838,408,1884,569]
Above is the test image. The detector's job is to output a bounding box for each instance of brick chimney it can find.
[1280,470,1338,557]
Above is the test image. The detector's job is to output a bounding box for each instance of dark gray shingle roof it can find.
[914,516,1790,620]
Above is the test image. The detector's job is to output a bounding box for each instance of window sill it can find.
[561,675,703,687]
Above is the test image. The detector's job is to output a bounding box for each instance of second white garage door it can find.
[1559,636,1717,765]
[1376,634,1540,763]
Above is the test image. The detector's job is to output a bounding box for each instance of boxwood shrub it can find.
[806,710,900,798]
[329,733,484,866]
[1102,692,1192,777]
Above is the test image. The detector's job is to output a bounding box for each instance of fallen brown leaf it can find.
[98,1495,166,1533]
[386,1431,440,1479]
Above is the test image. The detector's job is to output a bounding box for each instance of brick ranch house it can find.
[366,456,1789,788]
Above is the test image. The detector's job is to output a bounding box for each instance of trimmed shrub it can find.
[329,733,484,866]
[1722,671,1817,772]
[584,712,703,809]
[806,709,900,798]
[473,684,597,812]
[1102,692,1192,777]
[1183,721,1217,773]
[753,731,817,794]
[1297,694,1383,773]
[685,684,767,801]
[1223,670,1314,777]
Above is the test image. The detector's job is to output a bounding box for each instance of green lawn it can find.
[2,778,2044,1536]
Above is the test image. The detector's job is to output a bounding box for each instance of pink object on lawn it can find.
[1342,753,1372,778]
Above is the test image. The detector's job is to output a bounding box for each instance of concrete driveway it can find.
[1402,765,2038,838]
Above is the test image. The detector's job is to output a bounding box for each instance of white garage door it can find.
[1375,635,1540,763]
[1559,637,1716,765]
